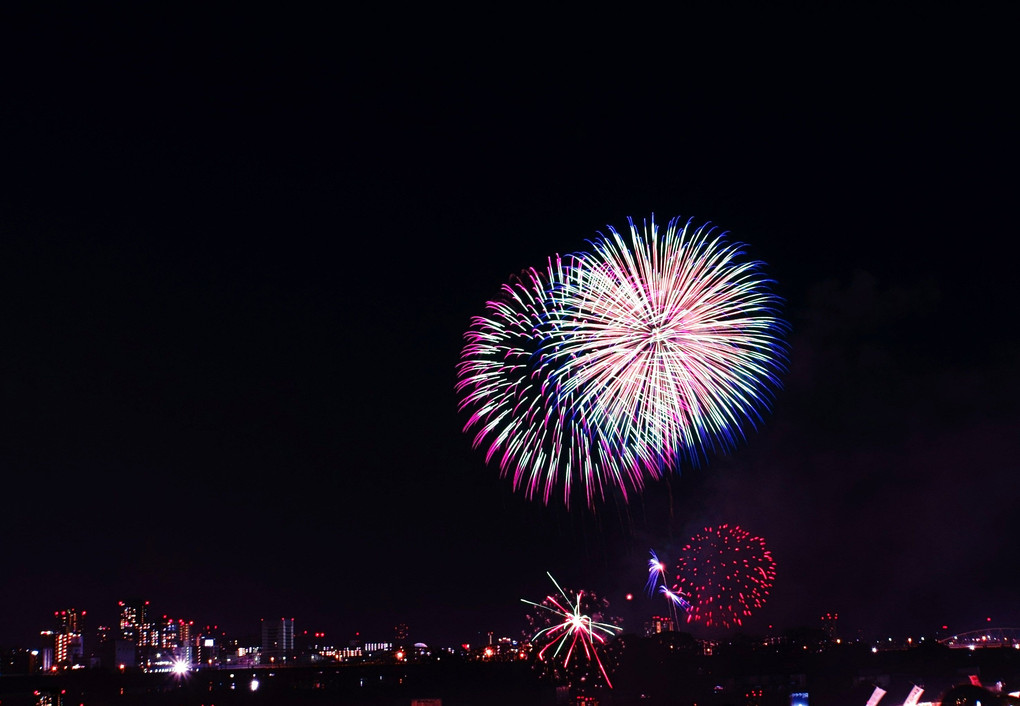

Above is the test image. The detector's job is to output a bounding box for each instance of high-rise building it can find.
[54,633,71,665]
[55,609,84,636]
[261,618,295,663]
[51,608,85,666]
[821,612,839,641]
[178,620,195,663]
[118,600,150,644]
[158,616,179,649]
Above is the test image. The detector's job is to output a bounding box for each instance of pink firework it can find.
[670,524,775,629]
[456,216,788,509]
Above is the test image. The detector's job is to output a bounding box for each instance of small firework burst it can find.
[522,573,622,688]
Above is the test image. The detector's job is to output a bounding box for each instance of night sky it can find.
[2,8,1017,650]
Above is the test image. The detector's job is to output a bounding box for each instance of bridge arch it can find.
[938,628,1020,648]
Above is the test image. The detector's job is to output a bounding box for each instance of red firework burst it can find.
[671,524,775,629]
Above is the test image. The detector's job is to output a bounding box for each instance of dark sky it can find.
[2,8,1017,649]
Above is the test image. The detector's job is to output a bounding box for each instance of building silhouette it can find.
[261,618,295,663]
[644,615,676,636]
[118,599,151,644]
[53,608,85,667]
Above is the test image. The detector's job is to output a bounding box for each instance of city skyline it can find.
[2,7,1017,658]
[4,583,1010,659]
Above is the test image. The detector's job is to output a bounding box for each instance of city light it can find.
[12,596,1019,704]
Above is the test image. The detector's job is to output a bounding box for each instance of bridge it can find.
[938,628,1020,649]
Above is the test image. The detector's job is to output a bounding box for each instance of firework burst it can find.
[456,261,654,506]
[523,573,622,688]
[646,549,692,625]
[670,524,776,629]
[457,216,787,508]
[549,217,787,467]
[646,550,667,596]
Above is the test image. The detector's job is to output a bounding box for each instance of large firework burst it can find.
[670,524,776,629]
[457,216,787,508]
[455,261,653,505]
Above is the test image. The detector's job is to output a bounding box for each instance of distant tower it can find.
[118,600,150,644]
[395,623,409,644]
[177,620,194,663]
[56,608,84,635]
[820,612,839,641]
[261,618,295,663]
[96,625,112,646]
[53,608,85,666]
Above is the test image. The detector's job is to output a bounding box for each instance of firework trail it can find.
[660,586,692,612]
[646,549,692,625]
[646,550,667,596]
